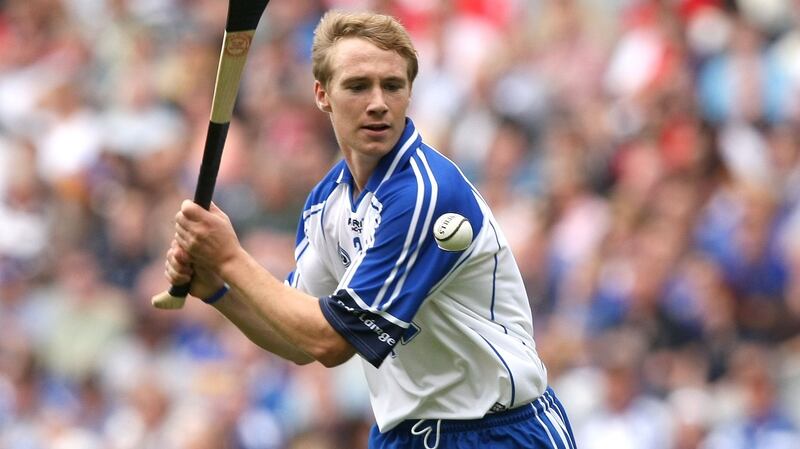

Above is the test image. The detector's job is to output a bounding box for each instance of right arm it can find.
[165,241,315,365]
[212,289,315,364]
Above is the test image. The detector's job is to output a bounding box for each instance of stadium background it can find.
[1,0,800,447]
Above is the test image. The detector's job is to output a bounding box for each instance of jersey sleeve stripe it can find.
[371,157,428,308]
[382,150,439,309]
[319,199,328,243]
[302,202,325,219]
[488,220,500,321]
[345,287,410,328]
[490,251,499,321]
[486,221,510,333]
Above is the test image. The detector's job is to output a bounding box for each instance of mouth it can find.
[362,123,391,133]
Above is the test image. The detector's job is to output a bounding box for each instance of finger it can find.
[165,260,192,285]
[175,209,192,229]
[171,242,191,265]
[174,217,194,240]
[167,246,192,273]
[173,230,194,254]
[175,210,206,245]
[175,209,184,227]
[175,203,204,228]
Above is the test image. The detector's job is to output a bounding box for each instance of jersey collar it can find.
[335,118,422,195]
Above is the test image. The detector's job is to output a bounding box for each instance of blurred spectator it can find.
[697,15,793,124]
[576,329,674,449]
[703,343,800,449]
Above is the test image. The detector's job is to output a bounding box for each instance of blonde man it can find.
[166,10,576,449]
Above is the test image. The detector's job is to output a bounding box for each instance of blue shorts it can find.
[368,387,577,449]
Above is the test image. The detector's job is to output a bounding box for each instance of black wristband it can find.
[203,283,230,304]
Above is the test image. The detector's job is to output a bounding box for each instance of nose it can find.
[366,86,388,115]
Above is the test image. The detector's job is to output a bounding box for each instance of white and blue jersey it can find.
[287,118,548,432]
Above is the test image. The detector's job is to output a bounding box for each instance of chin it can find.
[362,143,394,158]
[360,136,396,154]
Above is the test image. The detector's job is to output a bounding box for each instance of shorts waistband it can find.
[392,386,557,434]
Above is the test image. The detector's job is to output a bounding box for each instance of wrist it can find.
[202,283,229,305]
[219,247,249,283]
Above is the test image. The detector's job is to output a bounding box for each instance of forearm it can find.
[213,291,315,364]
[218,248,355,367]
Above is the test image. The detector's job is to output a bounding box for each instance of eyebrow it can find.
[340,75,407,85]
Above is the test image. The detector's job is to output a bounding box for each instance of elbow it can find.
[292,356,315,366]
[256,345,315,366]
[310,336,356,368]
[317,349,354,368]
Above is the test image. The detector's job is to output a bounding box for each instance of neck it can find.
[343,151,380,198]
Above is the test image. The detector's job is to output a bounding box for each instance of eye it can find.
[347,83,367,92]
[384,82,404,92]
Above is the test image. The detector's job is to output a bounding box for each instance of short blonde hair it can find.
[311,10,419,88]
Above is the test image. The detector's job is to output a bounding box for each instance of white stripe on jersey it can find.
[382,150,438,310]
[303,202,325,219]
[345,287,410,328]
[372,158,427,308]
[378,128,419,189]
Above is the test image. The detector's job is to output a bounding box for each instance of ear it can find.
[314,80,332,113]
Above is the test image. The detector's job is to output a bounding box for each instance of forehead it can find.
[328,37,409,83]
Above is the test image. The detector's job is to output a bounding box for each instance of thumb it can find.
[208,202,230,220]
[180,199,205,219]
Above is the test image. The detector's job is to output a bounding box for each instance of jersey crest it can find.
[337,242,351,268]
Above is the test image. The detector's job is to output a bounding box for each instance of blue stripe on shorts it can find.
[368,387,577,449]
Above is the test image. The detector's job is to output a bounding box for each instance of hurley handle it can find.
[152,0,271,309]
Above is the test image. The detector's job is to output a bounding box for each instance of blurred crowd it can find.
[1,0,800,448]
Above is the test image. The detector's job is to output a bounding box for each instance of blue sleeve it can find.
[319,160,484,367]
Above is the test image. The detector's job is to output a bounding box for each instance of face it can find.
[315,37,411,163]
